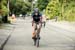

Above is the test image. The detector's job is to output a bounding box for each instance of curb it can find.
[0,24,15,50]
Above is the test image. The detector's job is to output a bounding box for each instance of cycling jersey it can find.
[32,12,42,22]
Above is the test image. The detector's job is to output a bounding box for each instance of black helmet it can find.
[34,8,39,13]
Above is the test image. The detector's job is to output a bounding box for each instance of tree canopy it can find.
[9,0,32,15]
[37,0,49,11]
[0,0,8,16]
[0,0,75,21]
[45,0,75,21]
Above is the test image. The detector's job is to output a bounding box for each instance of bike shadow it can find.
[38,43,50,48]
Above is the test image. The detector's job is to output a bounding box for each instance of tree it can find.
[37,0,50,11]
[9,0,32,15]
[59,0,75,21]
[0,0,8,16]
[46,0,75,21]
[46,0,60,19]
[0,0,9,23]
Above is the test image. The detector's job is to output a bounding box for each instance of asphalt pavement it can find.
[0,18,75,50]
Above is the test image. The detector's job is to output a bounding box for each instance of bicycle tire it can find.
[36,38,39,47]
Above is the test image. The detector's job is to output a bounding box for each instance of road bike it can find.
[33,22,40,47]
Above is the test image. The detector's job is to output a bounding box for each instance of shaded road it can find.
[3,18,75,50]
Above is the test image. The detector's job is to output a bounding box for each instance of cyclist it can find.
[32,8,42,39]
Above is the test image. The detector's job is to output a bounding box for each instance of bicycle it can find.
[33,22,41,47]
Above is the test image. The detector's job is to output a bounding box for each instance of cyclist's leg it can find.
[32,22,36,39]
[32,22,37,45]
[38,22,42,32]
[37,23,42,38]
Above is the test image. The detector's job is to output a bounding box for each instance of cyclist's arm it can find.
[40,16,42,23]
[39,13,42,23]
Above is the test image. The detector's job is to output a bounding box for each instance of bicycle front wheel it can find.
[36,38,39,47]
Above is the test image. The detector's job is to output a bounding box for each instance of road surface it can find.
[3,18,75,50]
